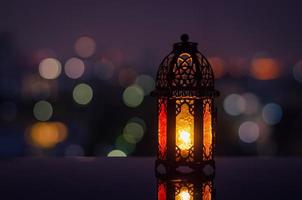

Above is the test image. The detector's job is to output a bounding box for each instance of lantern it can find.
[153,34,219,178]
[157,176,215,200]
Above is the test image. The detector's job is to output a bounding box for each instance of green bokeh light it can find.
[123,122,144,144]
[115,135,136,155]
[33,100,53,121]
[122,85,144,108]
[73,83,93,105]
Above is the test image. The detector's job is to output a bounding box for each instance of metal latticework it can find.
[154,34,218,98]
[154,34,219,179]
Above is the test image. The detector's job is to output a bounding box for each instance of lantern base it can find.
[155,159,215,180]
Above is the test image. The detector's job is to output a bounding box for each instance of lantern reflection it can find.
[157,177,215,200]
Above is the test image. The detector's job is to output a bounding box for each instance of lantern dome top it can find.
[153,34,219,97]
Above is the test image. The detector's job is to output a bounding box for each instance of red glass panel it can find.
[158,98,167,159]
[203,99,212,160]
[202,182,212,200]
[158,182,166,200]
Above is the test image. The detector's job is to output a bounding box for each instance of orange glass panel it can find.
[158,98,167,159]
[203,184,212,200]
[175,187,193,200]
[158,182,166,200]
[176,103,194,158]
[203,100,212,160]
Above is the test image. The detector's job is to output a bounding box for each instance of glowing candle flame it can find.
[179,130,192,150]
[176,187,192,200]
[179,191,190,200]
[176,102,194,159]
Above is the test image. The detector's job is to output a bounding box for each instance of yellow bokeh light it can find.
[39,58,62,79]
[107,149,127,157]
[176,102,194,158]
[27,122,68,149]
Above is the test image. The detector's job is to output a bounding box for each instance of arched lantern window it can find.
[153,34,219,178]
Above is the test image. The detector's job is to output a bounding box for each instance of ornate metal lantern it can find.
[153,34,219,178]
[157,177,215,200]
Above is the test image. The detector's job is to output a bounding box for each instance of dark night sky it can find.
[1,0,302,157]
[1,0,302,63]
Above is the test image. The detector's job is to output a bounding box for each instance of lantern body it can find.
[154,34,219,178]
[157,177,215,200]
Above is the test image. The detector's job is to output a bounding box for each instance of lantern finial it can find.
[180,34,189,42]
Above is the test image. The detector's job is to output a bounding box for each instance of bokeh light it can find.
[54,122,68,142]
[65,144,84,156]
[94,58,115,80]
[223,94,246,116]
[64,57,85,79]
[39,58,62,79]
[135,74,155,96]
[293,60,302,83]
[128,117,147,132]
[27,122,68,149]
[74,36,96,58]
[118,68,138,87]
[107,149,127,157]
[123,122,144,144]
[262,103,283,125]
[73,83,93,105]
[0,101,17,122]
[21,74,57,99]
[208,57,226,79]
[242,93,260,115]
[238,121,260,143]
[33,100,53,121]
[250,57,281,80]
[122,85,144,108]
[115,135,136,155]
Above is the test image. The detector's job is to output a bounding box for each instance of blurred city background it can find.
[0,0,301,157]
